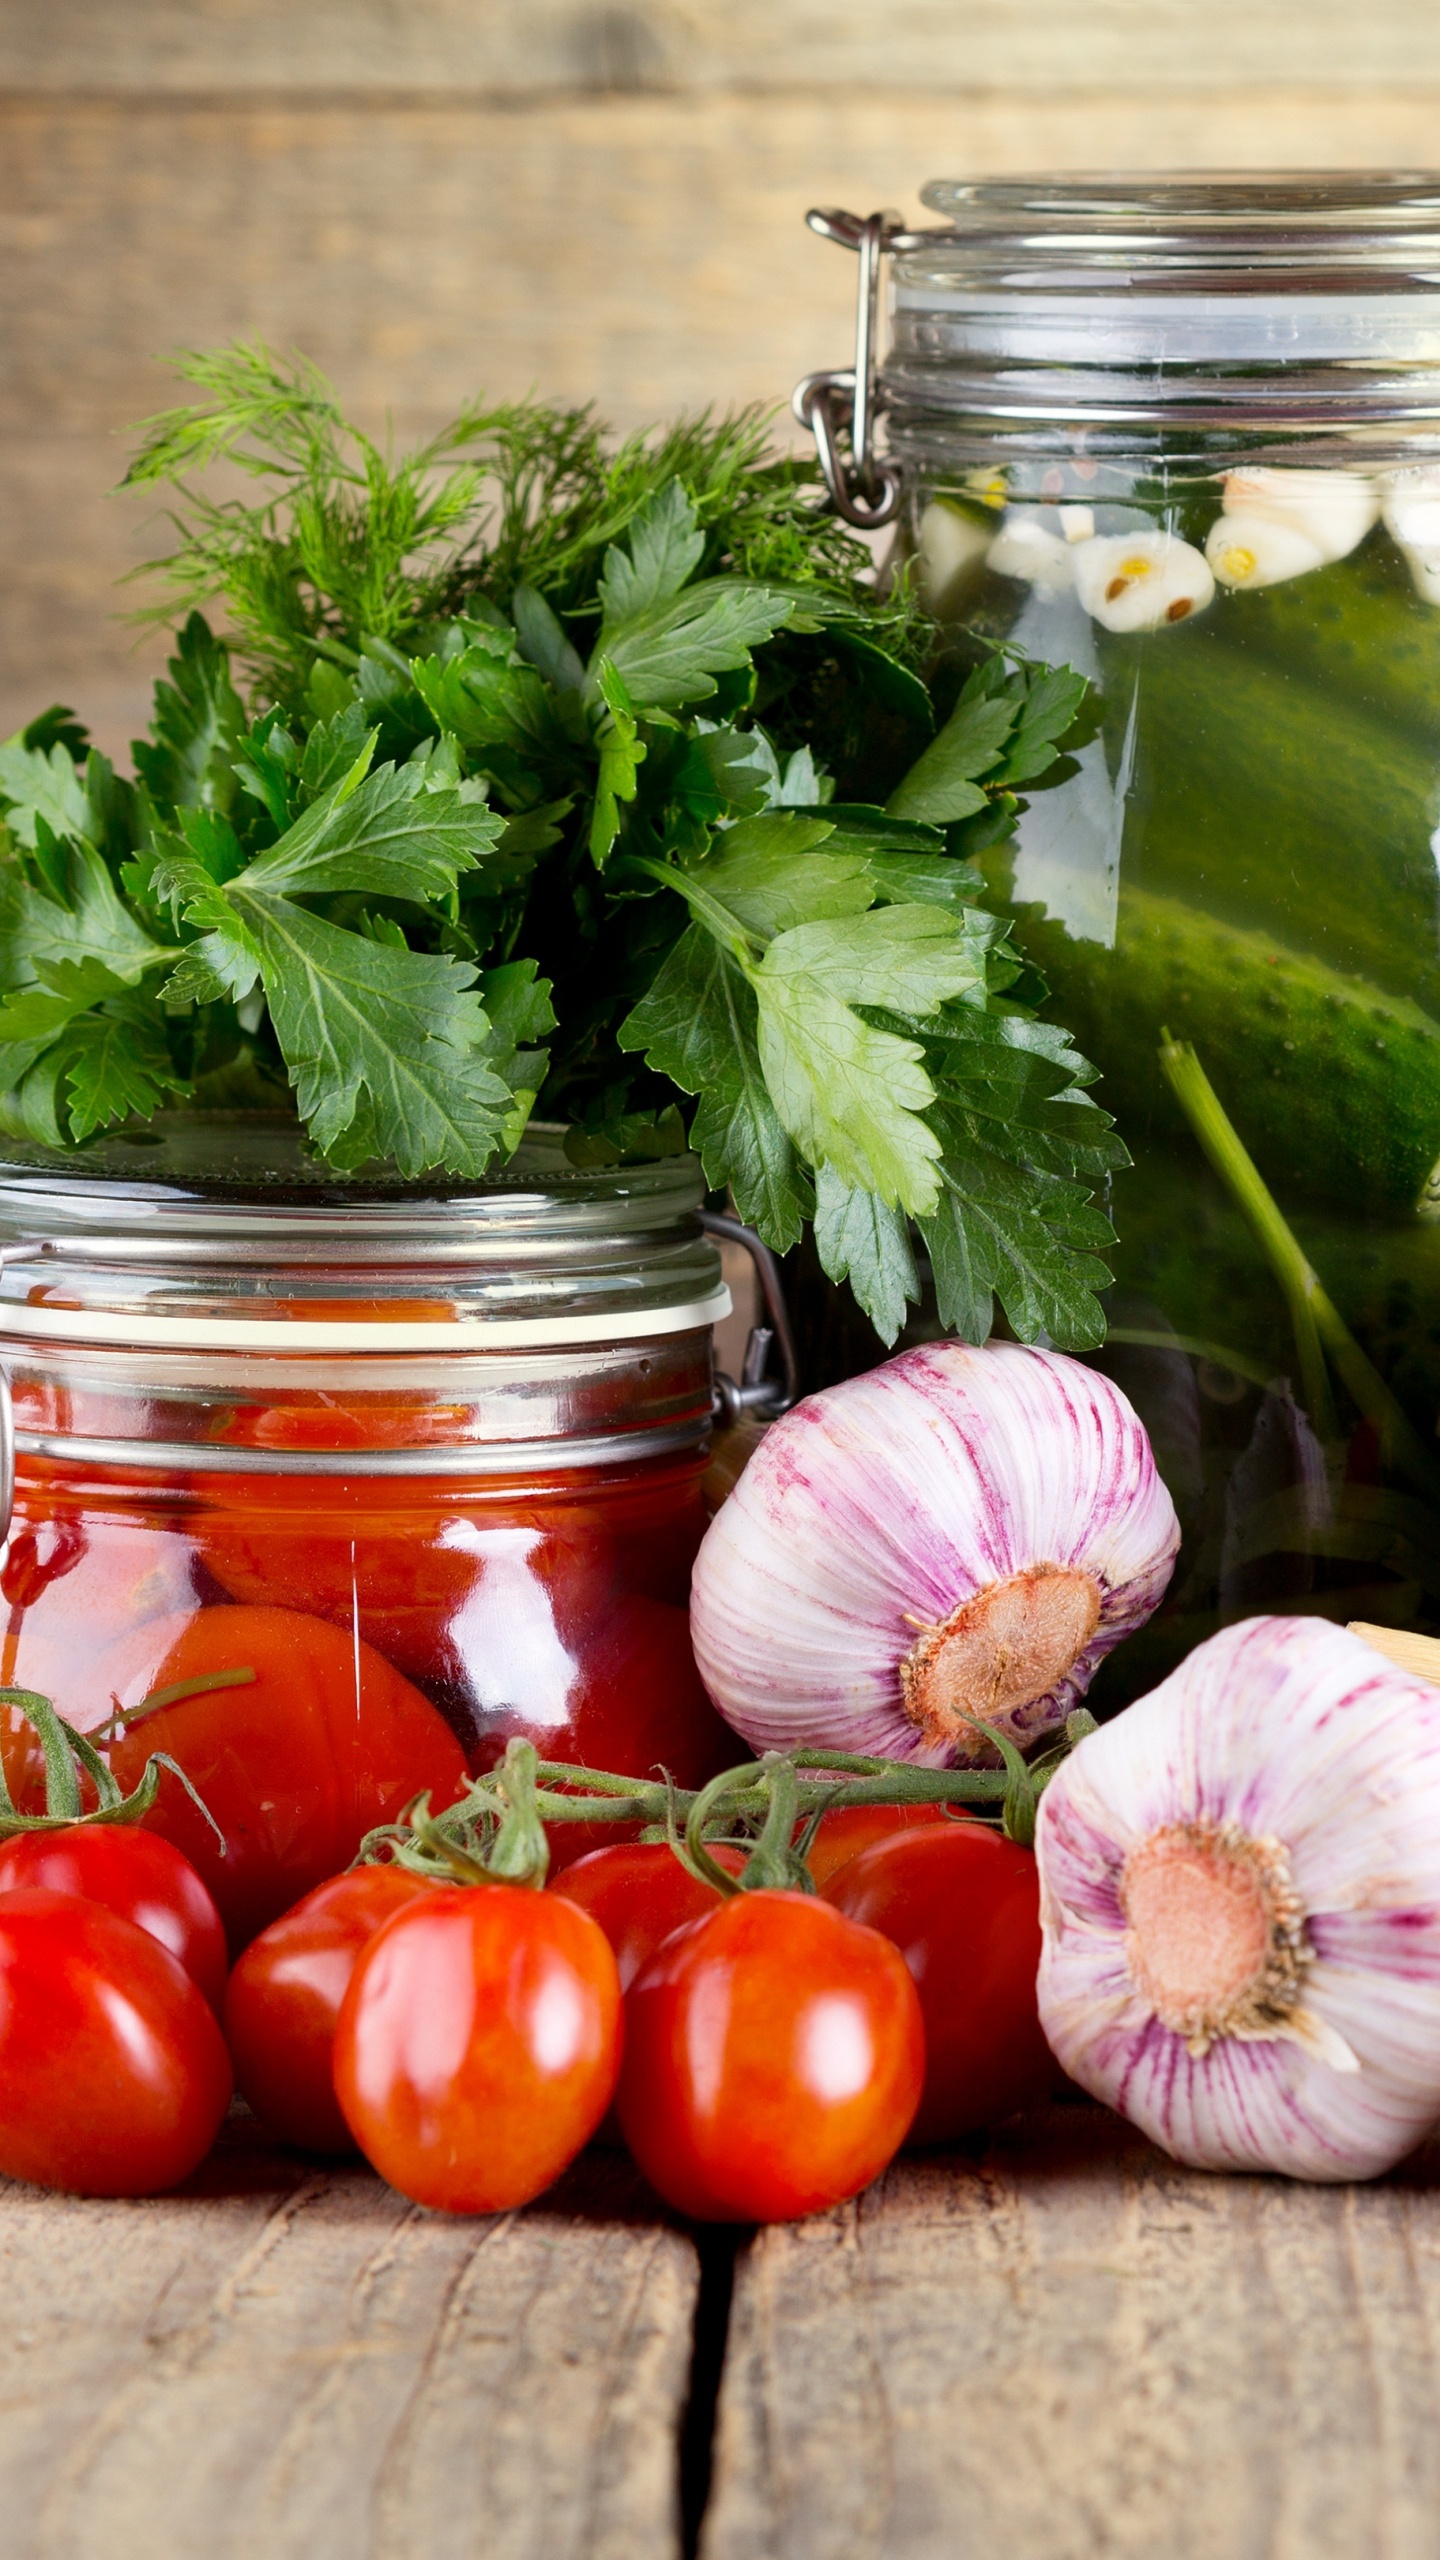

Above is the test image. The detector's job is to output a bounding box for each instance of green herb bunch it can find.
[0,346,1126,1347]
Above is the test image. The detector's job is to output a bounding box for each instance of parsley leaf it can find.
[0,840,176,995]
[152,760,514,1169]
[130,613,247,818]
[0,741,92,851]
[245,900,509,1174]
[589,661,646,867]
[597,479,705,622]
[596,581,800,712]
[992,664,1089,789]
[884,672,1017,823]
[814,1165,920,1342]
[618,925,810,1249]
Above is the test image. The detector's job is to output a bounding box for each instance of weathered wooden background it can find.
[4,0,1440,751]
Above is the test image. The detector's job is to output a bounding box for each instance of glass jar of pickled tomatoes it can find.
[0,1114,737,1946]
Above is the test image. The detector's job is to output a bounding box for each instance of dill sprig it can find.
[121,345,927,708]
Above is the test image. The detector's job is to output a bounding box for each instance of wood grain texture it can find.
[5,0,1440,97]
[703,2104,1440,2560]
[0,2116,698,2560]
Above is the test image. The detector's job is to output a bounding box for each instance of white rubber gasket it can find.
[0,1287,731,1353]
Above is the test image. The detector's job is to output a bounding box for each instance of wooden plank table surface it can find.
[4,2101,1440,2560]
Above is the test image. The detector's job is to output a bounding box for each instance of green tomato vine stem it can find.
[358,1717,1098,1888]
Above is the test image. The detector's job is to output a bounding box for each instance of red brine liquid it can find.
[0,1396,733,1946]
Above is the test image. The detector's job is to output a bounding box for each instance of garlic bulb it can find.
[1071,531,1214,632]
[986,511,1075,593]
[1037,1615,1440,2182]
[1219,467,1379,566]
[690,1342,1180,1767]
[1206,509,1326,591]
[917,499,993,615]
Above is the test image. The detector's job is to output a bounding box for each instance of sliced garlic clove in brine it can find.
[1206,508,1328,590]
[916,499,993,615]
[1383,467,1440,554]
[1399,542,1440,605]
[986,510,1075,593]
[1071,530,1214,632]
[1220,466,1380,564]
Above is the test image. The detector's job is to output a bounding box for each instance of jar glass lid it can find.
[886,172,1440,428]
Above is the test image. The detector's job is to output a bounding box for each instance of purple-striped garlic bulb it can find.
[690,1341,1179,1766]
[1036,1615,1440,2181]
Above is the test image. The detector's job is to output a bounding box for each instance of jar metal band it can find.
[6,1415,711,1481]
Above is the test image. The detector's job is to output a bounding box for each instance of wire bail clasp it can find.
[792,207,905,530]
[702,1212,798,1427]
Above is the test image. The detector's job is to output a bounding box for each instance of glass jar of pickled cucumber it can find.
[829,177,1440,1694]
[0,1115,737,1944]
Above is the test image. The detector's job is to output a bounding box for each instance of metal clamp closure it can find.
[794,206,948,529]
[702,1213,798,1426]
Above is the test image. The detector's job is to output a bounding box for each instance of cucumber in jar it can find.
[1088,620,1440,1013]
[1204,533,1440,746]
[1006,888,1440,1220]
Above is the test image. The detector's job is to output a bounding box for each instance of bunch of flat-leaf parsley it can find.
[0,347,1126,1348]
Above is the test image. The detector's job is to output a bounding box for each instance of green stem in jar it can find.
[1159,1033,1440,1504]
[108,1665,259,1731]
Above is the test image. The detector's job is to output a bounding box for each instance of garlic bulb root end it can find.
[900,1562,1103,1755]
[1122,1819,1310,2059]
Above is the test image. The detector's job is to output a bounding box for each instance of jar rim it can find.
[885,171,1440,433]
[0,1112,729,1342]
[915,173,1440,268]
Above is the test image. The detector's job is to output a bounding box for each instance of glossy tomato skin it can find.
[616,1891,924,2223]
[0,1826,228,2011]
[224,1866,440,2153]
[334,1884,623,2212]
[804,1805,956,1891]
[0,1888,232,2194]
[824,1825,1052,2144]
[97,1605,469,1952]
[193,1457,735,1792]
[552,1841,745,1990]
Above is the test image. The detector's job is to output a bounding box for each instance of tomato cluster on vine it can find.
[0,1700,1058,2224]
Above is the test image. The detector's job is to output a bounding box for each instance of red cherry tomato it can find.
[553,1840,746,1989]
[0,1888,232,2194]
[804,1804,955,1890]
[823,1824,1053,2144]
[334,1884,623,2212]
[616,1891,924,2223]
[224,1865,440,2153]
[0,1826,228,2011]
[96,1605,469,1951]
